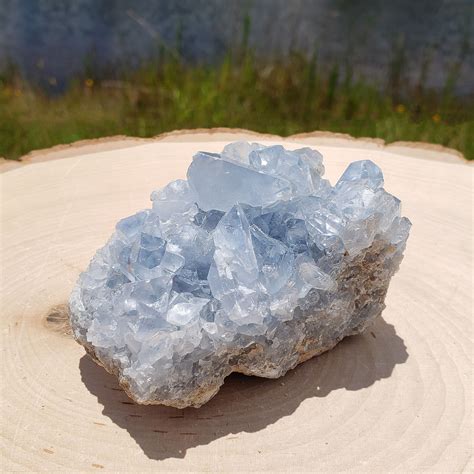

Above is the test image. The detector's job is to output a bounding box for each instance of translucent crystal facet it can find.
[69,142,411,408]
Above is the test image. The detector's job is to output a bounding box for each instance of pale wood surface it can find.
[1,130,472,472]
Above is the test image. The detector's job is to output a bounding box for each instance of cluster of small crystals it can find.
[70,142,411,406]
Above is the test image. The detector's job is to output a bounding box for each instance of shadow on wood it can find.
[79,316,408,461]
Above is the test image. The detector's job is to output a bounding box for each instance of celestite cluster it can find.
[69,142,411,408]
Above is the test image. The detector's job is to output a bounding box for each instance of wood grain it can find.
[1,131,472,472]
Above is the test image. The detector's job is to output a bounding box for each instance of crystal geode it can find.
[69,142,411,408]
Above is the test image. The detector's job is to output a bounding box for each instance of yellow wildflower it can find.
[432,113,441,123]
[85,78,94,88]
[396,104,406,114]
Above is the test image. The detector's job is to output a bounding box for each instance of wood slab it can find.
[1,130,472,472]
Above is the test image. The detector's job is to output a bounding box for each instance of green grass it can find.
[1,53,473,160]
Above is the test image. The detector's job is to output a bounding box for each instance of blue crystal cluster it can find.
[70,142,411,407]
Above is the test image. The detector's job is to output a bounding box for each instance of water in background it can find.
[0,0,472,94]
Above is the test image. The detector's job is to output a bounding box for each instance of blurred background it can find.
[0,0,472,160]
